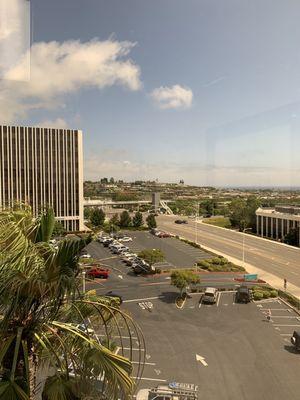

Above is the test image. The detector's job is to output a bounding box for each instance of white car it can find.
[119,236,133,242]
[81,254,91,259]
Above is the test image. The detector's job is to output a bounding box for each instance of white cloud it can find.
[38,118,69,129]
[0,0,30,80]
[150,84,193,110]
[0,38,142,123]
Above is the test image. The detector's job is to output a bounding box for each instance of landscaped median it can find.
[196,256,245,272]
[251,285,278,300]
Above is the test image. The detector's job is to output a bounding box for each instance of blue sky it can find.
[1,0,300,186]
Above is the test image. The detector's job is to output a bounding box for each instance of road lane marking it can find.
[196,354,208,367]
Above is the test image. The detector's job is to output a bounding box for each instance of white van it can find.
[202,287,218,304]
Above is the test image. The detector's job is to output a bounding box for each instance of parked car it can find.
[81,253,92,259]
[98,236,109,243]
[157,231,171,238]
[75,323,94,335]
[103,238,114,247]
[236,286,252,303]
[291,331,300,350]
[174,219,188,224]
[119,236,133,242]
[202,287,218,304]
[87,267,110,279]
[105,291,123,305]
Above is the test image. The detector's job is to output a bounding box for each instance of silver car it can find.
[202,287,218,304]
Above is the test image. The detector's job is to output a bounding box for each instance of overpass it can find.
[84,197,173,214]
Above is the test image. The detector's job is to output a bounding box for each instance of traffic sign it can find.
[244,274,258,281]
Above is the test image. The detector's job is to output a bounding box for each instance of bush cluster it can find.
[252,285,278,300]
[197,256,245,272]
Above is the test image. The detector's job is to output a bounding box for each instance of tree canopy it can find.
[132,211,143,228]
[138,249,164,266]
[146,214,157,229]
[171,270,201,296]
[0,207,144,399]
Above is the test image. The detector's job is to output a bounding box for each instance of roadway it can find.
[157,215,300,290]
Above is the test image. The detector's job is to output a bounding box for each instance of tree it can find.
[52,220,66,237]
[109,177,115,184]
[90,208,105,227]
[146,214,157,229]
[138,249,164,266]
[229,196,261,232]
[100,177,108,184]
[119,211,131,228]
[171,270,201,297]
[84,207,92,220]
[132,211,143,228]
[284,228,299,246]
[0,207,144,399]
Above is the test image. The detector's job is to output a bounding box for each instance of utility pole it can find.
[82,271,86,294]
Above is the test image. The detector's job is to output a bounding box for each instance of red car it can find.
[158,231,171,238]
[87,267,110,279]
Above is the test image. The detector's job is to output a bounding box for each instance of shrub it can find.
[253,291,264,300]
[270,290,278,298]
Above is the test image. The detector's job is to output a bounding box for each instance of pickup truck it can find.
[87,267,110,279]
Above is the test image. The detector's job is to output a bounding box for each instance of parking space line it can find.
[260,308,290,311]
[273,324,300,327]
[268,316,298,319]
[280,334,292,336]
[123,296,160,303]
[216,292,221,307]
[123,347,145,351]
[132,377,167,382]
[97,334,138,340]
[132,361,156,366]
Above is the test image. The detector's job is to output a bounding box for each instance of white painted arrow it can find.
[196,354,208,366]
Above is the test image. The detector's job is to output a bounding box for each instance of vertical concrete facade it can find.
[0,125,84,231]
[256,206,300,247]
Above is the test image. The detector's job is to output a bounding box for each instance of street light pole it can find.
[195,203,200,244]
[82,271,86,294]
[242,227,251,269]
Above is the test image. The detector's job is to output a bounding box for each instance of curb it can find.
[175,295,186,309]
[279,296,300,317]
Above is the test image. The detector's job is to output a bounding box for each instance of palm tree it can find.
[0,206,145,399]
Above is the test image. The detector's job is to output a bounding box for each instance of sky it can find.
[1,0,300,187]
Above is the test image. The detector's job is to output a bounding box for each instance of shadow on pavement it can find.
[159,291,178,304]
[284,345,300,355]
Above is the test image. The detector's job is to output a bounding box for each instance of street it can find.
[157,215,300,290]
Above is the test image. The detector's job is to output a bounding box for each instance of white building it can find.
[256,205,300,246]
[0,125,84,231]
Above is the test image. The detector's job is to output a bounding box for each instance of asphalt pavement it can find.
[157,215,300,293]
[127,292,300,399]
[83,239,300,399]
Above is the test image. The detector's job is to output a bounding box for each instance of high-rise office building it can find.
[0,125,84,231]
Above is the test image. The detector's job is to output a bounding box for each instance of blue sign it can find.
[244,274,258,281]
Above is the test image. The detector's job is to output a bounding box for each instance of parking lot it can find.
[82,236,300,399]
[123,292,300,399]
[122,230,212,269]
